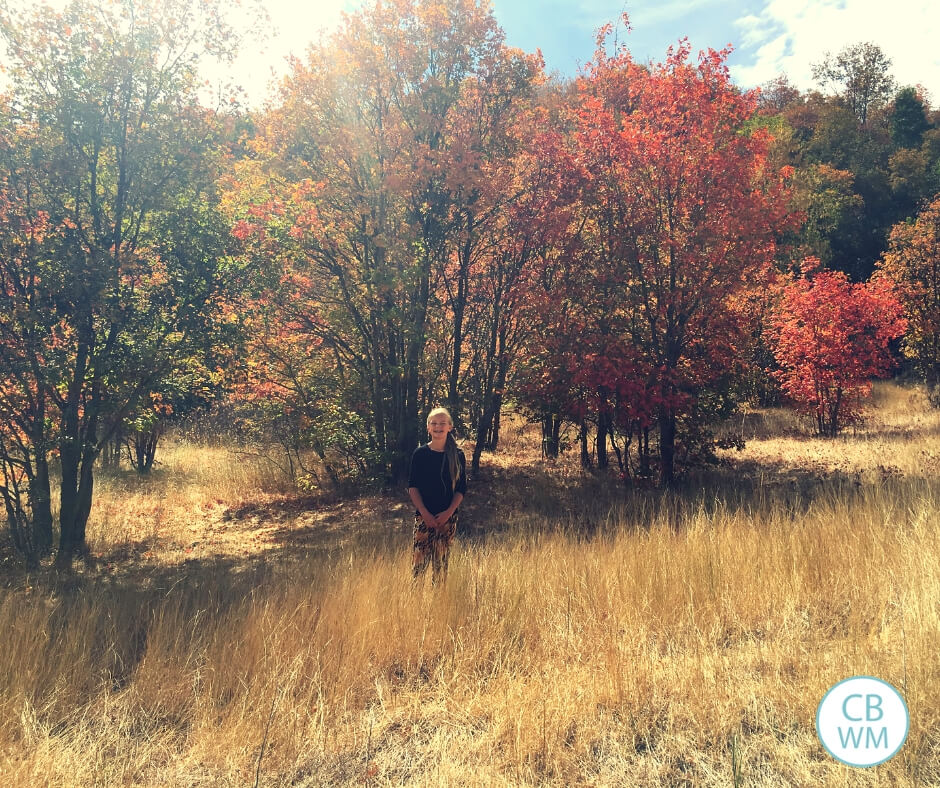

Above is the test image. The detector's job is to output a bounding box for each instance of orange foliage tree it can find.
[224,0,545,481]
[877,195,940,404]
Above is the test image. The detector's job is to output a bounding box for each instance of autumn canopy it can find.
[0,0,927,567]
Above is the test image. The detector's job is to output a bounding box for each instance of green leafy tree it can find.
[123,354,227,474]
[0,0,243,567]
[888,147,933,219]
[921,128,940,185]
[788,164,865,267]
[812,41,896,125]
[786,95,894,280]
[891,87,932,149]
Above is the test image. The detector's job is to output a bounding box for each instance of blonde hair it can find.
[427,407,461,491]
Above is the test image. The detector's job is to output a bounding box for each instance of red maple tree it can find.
[766,259,907,436]
[518,21,794,484]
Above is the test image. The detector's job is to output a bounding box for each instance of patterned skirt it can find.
[412,510,458,580]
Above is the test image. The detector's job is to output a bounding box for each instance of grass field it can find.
[1,382,939,786]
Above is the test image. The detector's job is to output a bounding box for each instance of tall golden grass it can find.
[1,382,938,786]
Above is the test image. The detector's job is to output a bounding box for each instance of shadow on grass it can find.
[92,462,200,491]
[0,446,934,739]
[0,551,327,736]
[4,446,936,599]
[455,451,873,544]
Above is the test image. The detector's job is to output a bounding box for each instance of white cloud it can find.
[734,14,772,49]
[730,0,940,103]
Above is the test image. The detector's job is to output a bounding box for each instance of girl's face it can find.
[428,414,453,441]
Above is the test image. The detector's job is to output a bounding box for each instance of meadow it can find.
[0,382,938,786]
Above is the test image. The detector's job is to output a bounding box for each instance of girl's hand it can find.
[435,510,454,528]
[421,511,437,528]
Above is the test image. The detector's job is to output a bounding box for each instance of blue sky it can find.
[490,0,940,97]
[216,0,939,109]
[7,1,936,108]
[489,0,749,77]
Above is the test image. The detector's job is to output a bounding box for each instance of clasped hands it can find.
[421,509,453,529]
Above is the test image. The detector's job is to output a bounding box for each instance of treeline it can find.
[760,43,940,282]
[0,0,938,568]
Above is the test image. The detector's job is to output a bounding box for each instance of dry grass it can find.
[83,441,293,560]
[729,383,940,482]
[1,382,939,786]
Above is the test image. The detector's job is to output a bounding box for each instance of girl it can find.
[407,407,467,582]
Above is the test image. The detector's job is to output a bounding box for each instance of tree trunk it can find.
[394,237,433,482]
[471,344,498,475]
[30,452,54,556]
[488,404,501,449]
[57,447,89,566]
[487,351,510,450]
[74,445,96,550]
[446,214,473,427]
[101,429,123,468]
[658,410,676,486]
[4,502,39,570]
[57,442,96,567]
[471,345,509,473]
[2,404,51,565]
[57,441,82,566]
[596,412,609,469]
[612,430,627,479]
[579,420,591,469]
[639,426,651,478]
[131,427,160,473]
[395,336,425,485]
[2,459,42,569]
[394,369,422,484]
[57,377,99,566]
[28,390,54,554]
[541,414,561,459]
[472,404,496,476]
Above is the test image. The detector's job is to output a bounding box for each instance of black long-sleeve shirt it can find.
[407,444,467,515]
